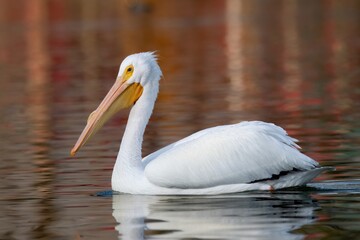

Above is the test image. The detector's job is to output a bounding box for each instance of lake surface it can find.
[0,0,360,239]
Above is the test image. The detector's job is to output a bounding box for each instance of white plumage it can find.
[144,121,317,189]
[71,52,329,195]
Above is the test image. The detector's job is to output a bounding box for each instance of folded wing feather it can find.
[144,121,318,189]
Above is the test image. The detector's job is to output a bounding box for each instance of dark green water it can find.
[0,1,359,239]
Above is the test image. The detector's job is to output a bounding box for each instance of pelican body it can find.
[71,52,328,195]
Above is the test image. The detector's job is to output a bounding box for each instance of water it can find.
[0,0,359,239]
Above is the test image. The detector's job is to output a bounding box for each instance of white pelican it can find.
[71,52,329,195]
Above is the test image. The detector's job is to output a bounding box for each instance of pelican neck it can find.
[113,87,157,176]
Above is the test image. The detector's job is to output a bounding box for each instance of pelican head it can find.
[71,52,162,156]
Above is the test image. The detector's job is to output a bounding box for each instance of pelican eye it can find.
[122,65,134,82]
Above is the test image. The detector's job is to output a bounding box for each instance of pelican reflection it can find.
[112,192,317,239]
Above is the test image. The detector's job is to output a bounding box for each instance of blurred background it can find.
[0,0,359,239]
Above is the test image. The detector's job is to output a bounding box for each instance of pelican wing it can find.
[144,121,318,189]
